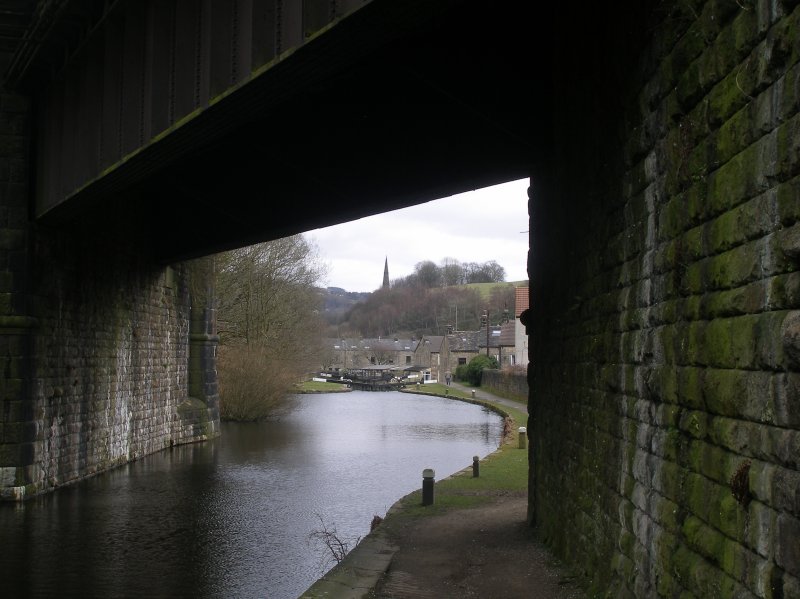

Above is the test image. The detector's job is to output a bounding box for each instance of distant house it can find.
[497,321,517,367]
[413,335,448,383]
[323,337,417,371]
[446,331,481,373]
[321,285,530,378]
[476,324,509,363]
[444,321,516,371]
[479,326,502,361]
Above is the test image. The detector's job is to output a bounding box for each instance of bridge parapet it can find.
[22,0,374,220]
[10,0,539,261]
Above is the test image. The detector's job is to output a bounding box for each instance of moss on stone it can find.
[670,543,703,588]
[715,110,749,164]
[683,515,723,564]
[730,315,758,368]
[776,176,800,225]
[662,300,681,326]
[752,311,785,369]
[682,261,703,295]
[655,460,682,501]
[776,112,800,180]
[715,494,748,542]
[711,147,758,215]
[715,242,760,290]
[709,73,751,132]
[682,225,705,262]
[680,410,709,439]
[703,319,733,367]
[686,180,710,222]
[712,208,749,256]
[655,494,682,532]
[667,425,686,463]
[677,366,704,409]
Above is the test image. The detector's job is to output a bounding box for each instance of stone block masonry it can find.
[25,240,220,499]
[530,2,800,598]
[482,369,528,402]
[0,73,219,499]
[0,83,36,499]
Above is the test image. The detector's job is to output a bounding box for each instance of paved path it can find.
[370,496,584,599]
[447,380,529,415]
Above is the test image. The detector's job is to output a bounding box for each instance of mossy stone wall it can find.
[530,2,800,597]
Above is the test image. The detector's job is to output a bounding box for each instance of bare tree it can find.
[215,235,327,420]
[482,260,507,282]
[414,260,442,288]
[308,514,362,572]
[440,257,464,286]
[463,260,506,283]
[489,284,515,320]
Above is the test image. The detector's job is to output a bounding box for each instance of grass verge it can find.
[387,388,528,519]
[295,380,351,393]
[402,382,472,399]
[296,381,528,516]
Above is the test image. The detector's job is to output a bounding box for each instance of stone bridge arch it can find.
[0,1,798,597]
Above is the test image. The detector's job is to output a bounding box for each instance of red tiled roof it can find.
[515,286,529,317]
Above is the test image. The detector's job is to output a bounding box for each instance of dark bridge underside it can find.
[38,0,552,262]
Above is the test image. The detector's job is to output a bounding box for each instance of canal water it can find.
[0,391,503,598]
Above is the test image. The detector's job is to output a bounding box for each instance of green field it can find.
[457,280,528,301]
[295,380,351,392]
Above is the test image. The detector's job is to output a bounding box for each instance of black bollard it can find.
[472,455,480,478]
[422,468,435,505]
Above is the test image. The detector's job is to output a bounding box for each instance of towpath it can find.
[301,383,585,599]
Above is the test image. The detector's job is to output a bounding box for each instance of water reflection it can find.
[1,391,502,598]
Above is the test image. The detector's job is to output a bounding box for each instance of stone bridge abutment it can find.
[0,111,219,498]
[0,71,218,499]
[530,2,800,597]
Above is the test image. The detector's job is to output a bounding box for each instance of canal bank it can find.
[300,386,586,599]
[1,391,501,599]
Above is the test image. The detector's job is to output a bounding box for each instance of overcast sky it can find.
[304,178,530,292]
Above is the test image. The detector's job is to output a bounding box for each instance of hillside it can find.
[322,280,528,338]
[320,287,371,323]
[460,280,528,301]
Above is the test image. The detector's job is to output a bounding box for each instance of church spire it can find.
[382,257,390,289]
